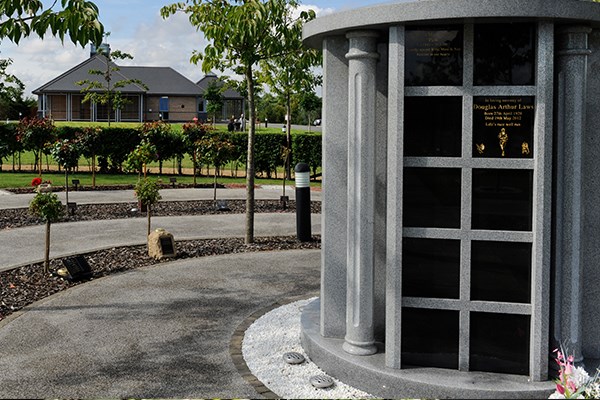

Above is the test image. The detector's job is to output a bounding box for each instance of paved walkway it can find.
[0,186,322,210]
[0,187,322,271]
[0,250,321,399]
[0,187,323,398]
[0,213,321,272]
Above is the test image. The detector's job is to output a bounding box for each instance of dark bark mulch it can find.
[0,235,321,323]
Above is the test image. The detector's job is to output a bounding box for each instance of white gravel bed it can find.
[242,297,377,399]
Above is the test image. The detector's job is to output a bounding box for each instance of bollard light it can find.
[295,163,311,242]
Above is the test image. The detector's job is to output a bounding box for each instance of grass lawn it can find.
[53,121,315,135]
[0,171,322,190]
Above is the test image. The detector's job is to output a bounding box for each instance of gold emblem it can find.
[522,142,530,155]
[498,128,508,157]
[476,143,485,155]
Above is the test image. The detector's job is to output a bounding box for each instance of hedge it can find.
[0,124,322,178]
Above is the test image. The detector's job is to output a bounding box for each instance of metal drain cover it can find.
[310,375,334,388]
[283,352,306,364]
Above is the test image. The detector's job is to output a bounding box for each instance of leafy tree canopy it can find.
[77,39,148,126]
[161,0,315,243]
[0,0,104,46]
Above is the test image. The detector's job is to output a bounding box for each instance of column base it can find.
[343,338,377,356]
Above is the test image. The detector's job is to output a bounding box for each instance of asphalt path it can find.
[0,250,321,399]
[0,213,322,272]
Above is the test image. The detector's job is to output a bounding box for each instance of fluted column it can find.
[554,25,592,363]
[343,30,379,356]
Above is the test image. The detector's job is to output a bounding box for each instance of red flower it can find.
[31,177,42,186]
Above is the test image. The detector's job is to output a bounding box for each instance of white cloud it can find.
[295,4,336,17]
[2,38,86,96]
[2,2,333,99]
[112,10,207,82]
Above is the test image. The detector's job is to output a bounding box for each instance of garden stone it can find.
[148,228,176,260]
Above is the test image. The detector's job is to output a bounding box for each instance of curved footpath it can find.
[0,186,322,272]
[0,187,323,399]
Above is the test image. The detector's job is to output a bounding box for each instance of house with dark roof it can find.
[34,47,244,123]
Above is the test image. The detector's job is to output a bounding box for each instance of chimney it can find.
[90,43,111,58]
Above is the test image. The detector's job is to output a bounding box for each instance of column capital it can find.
[346,30,380,61]
[557,24,592,55]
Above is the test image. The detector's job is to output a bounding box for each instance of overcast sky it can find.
[1,0,389,98]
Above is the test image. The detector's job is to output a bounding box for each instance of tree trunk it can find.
[192,153,197,186]
[245,66,256,244]
[44,221,51,274]
[65,169,70,215]
[37,150,42,177]
[147,204,152,239]
[92,154,96,188]
[213,167,218,202]
[286,93,292,180]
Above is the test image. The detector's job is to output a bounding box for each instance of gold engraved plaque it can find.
[472,96,535,158]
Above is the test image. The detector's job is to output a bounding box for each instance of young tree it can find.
[139,120,175,175]
[0,0,103,46]
[161,0,316,244]
[125,139,158,178]
[299,91,321,132]
[134,178,162,239]
[195,132,235,202]
[77,37,147,127]
[29,192,64,274]
[0,122,22,171]
[79,126,102,187]
[17,116,55,176]
[182,120,210,185]
[204,80,224,126]
[258,6,320,178]
[50,137,81,215]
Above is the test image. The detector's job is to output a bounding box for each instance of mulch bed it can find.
[0,236,321,323]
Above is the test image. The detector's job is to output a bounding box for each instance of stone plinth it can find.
[148,228,177,260]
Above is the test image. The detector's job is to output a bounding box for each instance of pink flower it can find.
[556,383,565,395]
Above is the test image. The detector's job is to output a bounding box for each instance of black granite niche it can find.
[471,240,532,304]
[402,307,459,369]
[405,26,463,86]
[474,23,535,86]
[472,168,533,231]
[470,312,531,375]
[404,96,463,157]
[403,167,462,228]
[473,96,535,158]
[402,237,461,299]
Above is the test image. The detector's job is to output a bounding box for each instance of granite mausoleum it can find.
[300,0,600,398]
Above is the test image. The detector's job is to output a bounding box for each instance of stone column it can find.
[343,30,379,356]
[554,25,592,363]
